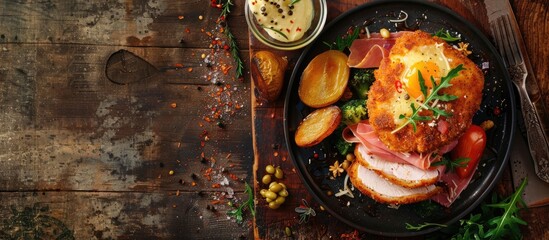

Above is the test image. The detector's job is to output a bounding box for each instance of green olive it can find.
[285,227,292,237]
[265,165,275,174]
[278,182,287,189]
[269,181,277,188]
[266,197,273,203]
[265,190,278,200]
[268,201,280,209]
[260,189,268,197]
[269,183,283,193]
[275,196,286,205]
[275,168,284,179]
[261,174,272,185]
[279,189,289,197]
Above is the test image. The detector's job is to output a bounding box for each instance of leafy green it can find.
[432,29,461,42]
[349,69,375,99]
[290,0,301,5]
[335,138,353,156]
[392,64,463,133]
[410,178,528,240]
[227,182,255,224]
[431,157,469,173]
[341,99,368,126]
[323,27,360,51]
[406,222,448,231]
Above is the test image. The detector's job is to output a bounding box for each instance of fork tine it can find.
[502,15,523,65]
[492,17,509,66]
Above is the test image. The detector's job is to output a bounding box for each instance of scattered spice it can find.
[170,103,177,108]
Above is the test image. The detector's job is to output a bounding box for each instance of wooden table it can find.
[0,0,546,239]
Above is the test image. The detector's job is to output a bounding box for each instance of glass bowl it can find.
[245,0,327,50]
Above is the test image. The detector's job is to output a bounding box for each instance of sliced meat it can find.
[343,121,457,170]
[347,32,407,68]
[431,168,476,207]
[354,144,439,188]
[348,162,441,205]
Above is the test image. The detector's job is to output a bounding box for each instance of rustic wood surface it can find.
[0,0,546,239]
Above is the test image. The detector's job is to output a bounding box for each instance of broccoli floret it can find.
[335,138,353,156]
[341,99,368,126]
[349,69,375,99]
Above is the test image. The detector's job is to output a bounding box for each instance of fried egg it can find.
[367,30,484,153]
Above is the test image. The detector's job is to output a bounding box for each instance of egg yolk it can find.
[403,61,441,99]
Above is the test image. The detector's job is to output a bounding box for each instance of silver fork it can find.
[491,14,549,183]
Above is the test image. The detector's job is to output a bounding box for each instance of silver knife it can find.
[485,0,549,183]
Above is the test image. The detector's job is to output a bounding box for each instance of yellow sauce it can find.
[248,0,313,42]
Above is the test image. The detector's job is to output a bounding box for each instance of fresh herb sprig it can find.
[432,29,461,42]
[227,182,255,224]
[323,27,360,51]
[294,199,316,223]
[406,178,528,240]
[218,0,244,78]
[260,24,289,40]
[290,0,301,5]
[432,157,470,173]
[392,64,463,133]
[405,222,448,231]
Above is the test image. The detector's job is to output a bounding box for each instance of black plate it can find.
[283,0,516,237]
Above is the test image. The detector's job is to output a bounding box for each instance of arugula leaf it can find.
[323,27,360,51]
[227,182,255,224]
[406,222,448,231]
[483,178,528,240]
[433,29,461,42]
[392,65,464,134]
[290,0,301,5]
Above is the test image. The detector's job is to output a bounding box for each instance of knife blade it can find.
[485,0,549,206]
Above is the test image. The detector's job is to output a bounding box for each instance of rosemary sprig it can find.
[432,29,461,42]
[405,222,448,231]
[218,0,244,78]
[392,64,463,133]
[431,157,470,173]
[260,24,289,40]
[323,27,360,51]
[227,182,255,224]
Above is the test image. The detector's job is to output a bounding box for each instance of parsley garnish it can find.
[323,27,360,51]
[227,182,255,224]
[432,157,470,173]
[392,64,463,134]
[432,29,461,42]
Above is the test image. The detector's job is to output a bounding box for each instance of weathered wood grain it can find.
[0,191,252,239]
[0,44,252,192]
[0,0,249,49]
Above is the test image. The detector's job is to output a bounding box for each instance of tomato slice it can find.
[451,125,487,178]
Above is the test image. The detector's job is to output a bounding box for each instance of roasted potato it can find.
[251,51,288,101]
[295,106,342,147]
[298,50,350,108]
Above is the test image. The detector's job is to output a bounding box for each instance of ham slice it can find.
[348,162,441,205]
[347,32,407,68]
[354,144,439,188]
[343,121,457,170]
[431,168,477,207]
